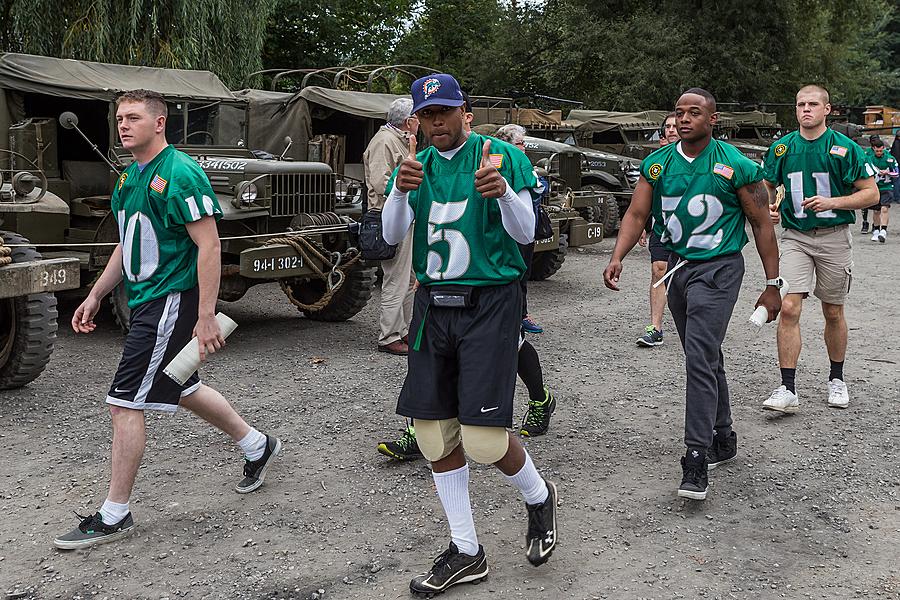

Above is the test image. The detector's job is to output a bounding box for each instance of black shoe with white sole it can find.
[707,430,737,470]
[525,480,558,566]
[236,434,282,493]
[678,449,708,500]
[409,542,488,596]
[53,512,135,550]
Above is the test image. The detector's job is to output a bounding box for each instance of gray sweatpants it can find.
[666,252,745,451]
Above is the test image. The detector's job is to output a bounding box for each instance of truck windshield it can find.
[165,101,246,146]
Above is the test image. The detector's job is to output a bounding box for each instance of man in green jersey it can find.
[382,74,558,595]
[54,90,281,550]
[604,88,781,501]
[761,85,878,413]
[864,137,898,243]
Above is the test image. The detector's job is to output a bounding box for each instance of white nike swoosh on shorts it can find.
[480,406,500,413]
[114,388,131,394]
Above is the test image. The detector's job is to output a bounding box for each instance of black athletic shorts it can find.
[398,281,521,427]
[648,230,671,263]
[106,287,201,413]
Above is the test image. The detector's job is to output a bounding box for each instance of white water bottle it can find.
[749,278,789,327]
[163,312,238,384]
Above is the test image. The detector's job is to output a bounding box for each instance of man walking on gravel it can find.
[382,73,558,595]
[363,97,420,356]
[761,85,878,413]
[604,88,782,501]
[636,112,679,347]
[54,90,281,550]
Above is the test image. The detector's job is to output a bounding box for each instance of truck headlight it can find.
[233,181,258,207]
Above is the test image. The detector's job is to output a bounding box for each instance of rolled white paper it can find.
[748,279,790,328]
[163,312,238,385]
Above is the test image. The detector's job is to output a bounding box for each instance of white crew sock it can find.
[237,428,267,461]
[504,450,549,505]
[99,498,130,525]
[432,465,479,556]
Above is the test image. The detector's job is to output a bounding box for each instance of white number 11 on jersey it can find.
[786,171,836,218]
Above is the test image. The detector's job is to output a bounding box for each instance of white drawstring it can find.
[653,258,688,294]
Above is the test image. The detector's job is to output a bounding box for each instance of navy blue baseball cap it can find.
[410,74,466,114]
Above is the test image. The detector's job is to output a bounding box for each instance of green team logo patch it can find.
[118,172,128,190]
[774,143,787,157]
[648,163,663,180]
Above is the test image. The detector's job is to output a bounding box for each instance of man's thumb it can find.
[481,139,492,167]
[408,135,417,160]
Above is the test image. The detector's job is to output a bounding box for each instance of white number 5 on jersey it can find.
[426,200,471,280]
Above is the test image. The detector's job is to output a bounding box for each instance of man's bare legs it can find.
[107,406,145,504]
[650,260,668,331]
[180,384,251,442]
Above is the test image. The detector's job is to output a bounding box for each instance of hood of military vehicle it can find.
[719,111,778,126]
[190,155,332,175]
[567,109,668,126]
[522,136,628,163]
[0,52,235,101]
[299,86,409,120]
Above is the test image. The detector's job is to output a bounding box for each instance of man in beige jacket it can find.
[363,97,419,355]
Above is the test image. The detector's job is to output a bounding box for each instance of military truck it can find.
[246,81,604,281]
[567,109,770,163]
[0,53,376,332]
[0,154,80,389]
[718,111,783,147]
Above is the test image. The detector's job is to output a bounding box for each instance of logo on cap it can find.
[423,78,441,99]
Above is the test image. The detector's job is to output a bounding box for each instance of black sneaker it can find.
[235,434,282,494]
[520,388,557,437]
[53,512,135,550]
[377,425,423,461]
[409,542,488,596]
[636,325,664,347]
[678,449,708,500]
[707,430,737,470]
[861,222,869,234]
[525,480,558,566]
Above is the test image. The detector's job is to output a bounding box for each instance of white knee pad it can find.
[461,425,510,464]
[415,419,461,462]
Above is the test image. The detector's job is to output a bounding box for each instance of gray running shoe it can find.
[637,325,664,347]
[53,512,134,550]
[236,434,282,493]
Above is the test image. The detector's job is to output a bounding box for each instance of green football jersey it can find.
[387,133,537,286]
[762,129,873,231]
[640,140,762,261]
[865,147,897,191]
[111,144,222,308]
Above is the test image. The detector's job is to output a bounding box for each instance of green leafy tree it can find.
[1,0,276,88]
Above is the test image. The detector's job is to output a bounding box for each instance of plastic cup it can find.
[163,312,238,384]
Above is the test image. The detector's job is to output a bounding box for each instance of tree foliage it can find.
[1,0,276,88]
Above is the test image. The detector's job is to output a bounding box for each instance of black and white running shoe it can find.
[707,431,737,470]
[678,449,709,500]
[53,512,135,550]
[236,434,282,494]
[410,542,488,597]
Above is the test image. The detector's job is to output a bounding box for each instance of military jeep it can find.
[0,53,374,334]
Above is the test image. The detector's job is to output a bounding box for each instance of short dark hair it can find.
[116,89,168,118]
[461,91,472,113]
[871,136,884,148]
[798,84,830,104]
[660,111,676,130]
[682,88,717,112]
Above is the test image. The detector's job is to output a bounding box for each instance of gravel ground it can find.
[1,232,898,600]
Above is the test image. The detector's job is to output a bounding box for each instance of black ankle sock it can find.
[882,226,888,232]
[829,360,844,382]
[780,367,796,393]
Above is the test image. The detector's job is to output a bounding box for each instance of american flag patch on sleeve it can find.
[713,163,734,180]
[150,174,168,194]
[488,154,503,169]
[829,145,848,157]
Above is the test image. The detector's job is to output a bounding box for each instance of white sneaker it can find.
[763,386,799,413]
[878,230,887,243]
[827,379,849,408]
[871,230,881,242]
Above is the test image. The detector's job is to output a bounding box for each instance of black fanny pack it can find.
[356,208,397,260]
[428,285,477,308]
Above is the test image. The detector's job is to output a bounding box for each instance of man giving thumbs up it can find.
[381,73,558,596]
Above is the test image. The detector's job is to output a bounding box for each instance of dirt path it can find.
[1,233,898,600]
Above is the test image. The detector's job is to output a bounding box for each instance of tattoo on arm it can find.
[744,181,770,209]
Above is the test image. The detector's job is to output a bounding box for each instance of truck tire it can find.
[109,283,131,333]
[576,204,598,223]
[529,233,568,281]
[0,232,59,390]
[286,263,377,322]
[600,196,621,237]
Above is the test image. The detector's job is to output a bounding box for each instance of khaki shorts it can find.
[780,225,853,305]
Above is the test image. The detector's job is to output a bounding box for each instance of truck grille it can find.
[270,173,335,217]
